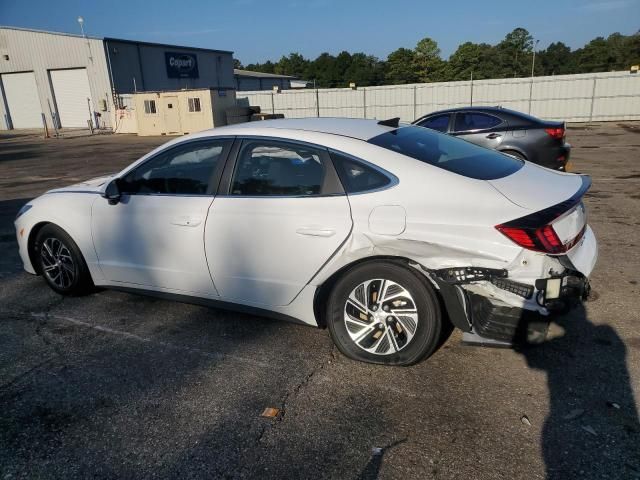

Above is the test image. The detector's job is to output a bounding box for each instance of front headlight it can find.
[15,204,32,220]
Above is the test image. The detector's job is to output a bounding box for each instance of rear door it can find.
[452,111,505,149]
[205,138,352,307]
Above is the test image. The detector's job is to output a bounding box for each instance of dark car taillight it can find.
[544,127,565,140]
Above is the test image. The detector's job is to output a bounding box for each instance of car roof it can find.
[206,117,397,141]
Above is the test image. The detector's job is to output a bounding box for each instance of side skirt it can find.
[106,286,312,327]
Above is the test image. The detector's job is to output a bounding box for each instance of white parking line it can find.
[30,312,271,368]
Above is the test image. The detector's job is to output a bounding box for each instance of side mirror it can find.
[103,179,121,205]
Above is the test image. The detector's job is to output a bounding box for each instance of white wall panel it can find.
[233,71,640,124]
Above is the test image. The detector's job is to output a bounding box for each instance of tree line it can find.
[235,28,640,88]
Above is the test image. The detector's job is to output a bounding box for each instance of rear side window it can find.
[330,151,392,193]
[417,114,450,132]
[368,126,523,181]
[454,112,502,132]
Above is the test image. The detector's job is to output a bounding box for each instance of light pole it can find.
[77,16,85,38]
[531,39,540,78]
[528,39,540,114]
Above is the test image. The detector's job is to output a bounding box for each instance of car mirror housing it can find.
[103,179,121,205]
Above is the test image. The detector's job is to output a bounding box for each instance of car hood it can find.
[46,174,114,194]
[488,162,585,211]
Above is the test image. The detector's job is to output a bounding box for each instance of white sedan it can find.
[14,118,597,365]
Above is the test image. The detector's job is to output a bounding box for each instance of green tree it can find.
[538,42,574,75]
[385,48,419,84]
[496,27,534,77]
[445,42,496,80]
[413,37,446,82]
[233,59,243,69]
[274,53,309,78]
[344,53,385,86]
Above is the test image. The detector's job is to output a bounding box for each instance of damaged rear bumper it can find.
[415,264,591,347]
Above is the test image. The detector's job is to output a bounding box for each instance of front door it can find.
[92,138,232,295]
[452,111,505,149]
[205,138,352,307]
[162,96,181,134]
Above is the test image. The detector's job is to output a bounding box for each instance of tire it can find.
[326,261,442,366]
[502,149,526,161]
[35,224,93,296]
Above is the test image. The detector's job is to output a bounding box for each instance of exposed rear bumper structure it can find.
[414,258,593,347]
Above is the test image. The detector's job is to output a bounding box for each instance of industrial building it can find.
[234,69,294,91]
[0,26,235,131]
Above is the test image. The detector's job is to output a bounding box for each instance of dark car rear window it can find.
[368,126,523,180]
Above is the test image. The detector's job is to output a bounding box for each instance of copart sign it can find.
[165,52,199,78]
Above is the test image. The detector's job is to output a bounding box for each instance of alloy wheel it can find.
[41,237,75,289]
[344,278,419,355]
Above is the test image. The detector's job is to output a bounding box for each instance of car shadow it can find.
[516,302,640,479]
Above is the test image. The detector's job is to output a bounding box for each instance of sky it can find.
[1,0,639,64]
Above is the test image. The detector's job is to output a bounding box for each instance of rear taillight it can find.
[495,223,585,254]
[544,127,565,140]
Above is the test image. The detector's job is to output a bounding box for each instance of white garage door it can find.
[50,68,93,128]
[1,72,42,129]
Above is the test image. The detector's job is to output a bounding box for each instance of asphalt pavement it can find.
[0,124,639,479]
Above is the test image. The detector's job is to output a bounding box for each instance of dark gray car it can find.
[412,106,571,171]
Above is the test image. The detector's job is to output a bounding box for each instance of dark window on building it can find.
[454,112,502,132]
[120,140,229,195]
[330,151,392,193]
[188,97,201,112]
[231,141,326,196]
[417,114,450,133]
[143,100,157,115]
[368,126,522,180]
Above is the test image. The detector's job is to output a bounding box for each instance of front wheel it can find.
[326,262,442,366]
[35,224,94,296]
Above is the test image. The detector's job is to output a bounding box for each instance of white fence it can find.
[237,71,640,123]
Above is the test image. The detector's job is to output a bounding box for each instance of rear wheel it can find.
[35,224,93,296]
[327,262,442,366]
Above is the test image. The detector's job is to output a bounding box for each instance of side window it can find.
[143,100,156,115]
[231,141,326,196]
[418,114,450,133]
[188,97,201,112]
[120,139,229,195]
[330,151,392,193]
[454,112,502,132]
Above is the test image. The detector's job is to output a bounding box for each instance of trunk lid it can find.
[488,161,583,211]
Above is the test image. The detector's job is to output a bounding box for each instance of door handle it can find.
[296,227,336,237]
[170,215,202,227]
[486,132,502,139]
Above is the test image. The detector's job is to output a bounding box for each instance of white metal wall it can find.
[237,71,640,123]
[0,27,113,130]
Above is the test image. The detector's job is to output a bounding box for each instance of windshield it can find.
[368,126,523,180]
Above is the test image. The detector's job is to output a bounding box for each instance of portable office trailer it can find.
[133,88,236,136]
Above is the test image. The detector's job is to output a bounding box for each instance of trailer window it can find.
[188,97,201,112]
[143,100,157,115]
